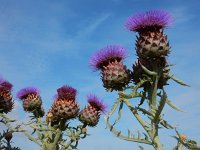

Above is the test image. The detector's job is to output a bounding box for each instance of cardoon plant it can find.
[90,10,199,150]
[0,76,20,149]
[0,83,106,150]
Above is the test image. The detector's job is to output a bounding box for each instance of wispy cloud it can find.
[168,6,193,25]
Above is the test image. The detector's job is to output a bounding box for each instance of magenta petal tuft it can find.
[87,94,107,112]
[89,45,127,71]
[17,87,40,99]
[125,10,173,32]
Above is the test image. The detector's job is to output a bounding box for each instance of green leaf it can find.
[108,99,120,117]
[140,63,157,76]
[154,90,167,123]
[113,102,123,126]
[143,133,149,141]
[169,75,190,87]
[160,120,175,129]
[138,92,146,107]
[166,99,185,112]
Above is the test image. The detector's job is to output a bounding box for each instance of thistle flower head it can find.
[17,87,40,99]
[87,94,107,113]
[125,10,172,32]
[0,76,13,90]
[90,45,127,71]
[57,85,77,100]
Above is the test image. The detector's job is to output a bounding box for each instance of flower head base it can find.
[17,87,39,99]
[57,85,77,100]
[125,10,172,32]
[87,94,107,113]
[90,45,127,71]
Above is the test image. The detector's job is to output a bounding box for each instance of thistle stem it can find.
[148,66,163,150]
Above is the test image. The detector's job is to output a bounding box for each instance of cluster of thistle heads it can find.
[1,10,173,128]
[90,10,173,91]
[0,77,106,127]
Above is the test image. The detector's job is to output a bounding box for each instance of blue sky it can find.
[0,0,200,149]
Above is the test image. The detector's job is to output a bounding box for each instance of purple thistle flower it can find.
[87,94,107,113]
[89,45,127,71]
[17,87,40,99]
[57,85,77,99]
[53,94,58,100]
[125,10,173,32]
[0,76,13,90]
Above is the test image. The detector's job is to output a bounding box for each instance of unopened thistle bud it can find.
[125,10,172,58]
[0,77,14,113]
[90,45,130,91]
[180,134,187,141]
[17,87,42,113]
[79,94,107,127]
[4,131,13,142]
[51,85,79,120]
[132,58,169,89]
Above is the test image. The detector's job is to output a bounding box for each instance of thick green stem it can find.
[148,66,164,150]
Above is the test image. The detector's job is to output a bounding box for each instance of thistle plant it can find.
[90,10,200,150]
[0,81,106,150]
[0,77,14,114]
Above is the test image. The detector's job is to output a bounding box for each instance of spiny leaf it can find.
[143,133,149,141]
[138,145,145,150]
[169,75,190,87]
[138,92,146,107]
[154,90,167,123]
[108,99,120,117]
[137,107,152,116]
[160,120,175,129]
[113,102,123,126]
[139,62,157,76]
[166,99,185,112]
